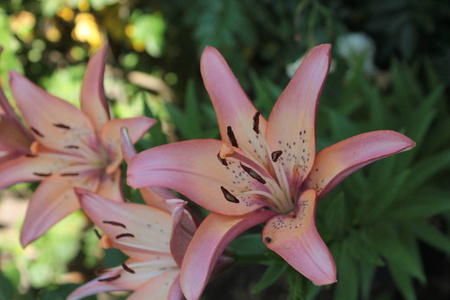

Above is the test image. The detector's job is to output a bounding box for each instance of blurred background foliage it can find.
[0,0,449,299]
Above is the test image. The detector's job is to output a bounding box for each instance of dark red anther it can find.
[227,126,238,147]
[240,163,266,184]
[253,112,261,134]
[122,262,136,274]
[64,145,79,149]
[103,221,126,228]
[53,123,71,130]
[116,233,135,239]
[60,172,79,176]
[217,152,228,166]
[98,274,121,282]
[33,172,52,177]
[220,186,240,203]
[271,150,283,162]
[31,127,44,137]
[94,229,102,240]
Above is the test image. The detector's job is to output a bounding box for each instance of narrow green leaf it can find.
[391,188,450,219]
[334,243,358,300]
[252,262,288,293]
[0,271,14,300]
[409,221,450,255]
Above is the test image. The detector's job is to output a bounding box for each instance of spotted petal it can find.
[80,43,110,133]
[128,139,267,216]
[67,269,125,300]
[180,210,277,300]
[76,189,173,255]
[101,117,156,174]
[201,47,269,164]
[128,270,181,300]
[262,189,336,285]
[304,130,415,198]
[0,151,86,189]
[9,71,98,154]
[266,44,331,190]
[20,171,101,247]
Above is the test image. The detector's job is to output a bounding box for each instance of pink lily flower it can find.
[0,47,34,164]
[128,45,415,298]
[0,44,155,247]
[67,188,190,300]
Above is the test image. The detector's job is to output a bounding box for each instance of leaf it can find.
[391,188,450,219]
[359,263,376,300]
[409,221,450,255]
[252,261,288,293]
[347,230,384,266]
[334,242,358,300]
[229,233,268,259]
[0,271,14,300]
[321,193,349,239]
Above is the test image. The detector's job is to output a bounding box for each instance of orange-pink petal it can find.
[266,44,331,191]
[262,189,336,285]
[80,43,110,133]
[128,139,267,216]
[304,130,415,198]
[128,270,181,300]
[9,71,98,154]
[20,171,101,247]
[96,169,125,202]
[180,210,277,300]
[101,117,155,174]
[201,47,269,164]
[76,189,173,255]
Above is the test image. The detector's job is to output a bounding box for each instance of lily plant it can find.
[0,47,34,164]
[128,44,415,299]
[0,44,155,247]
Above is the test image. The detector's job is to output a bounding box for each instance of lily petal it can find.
[76,189,172,255]
[80,43,110,132]
[0,117,33,154]
[96,169,125,202]
[304,130,415,198]
[201,47,269,163]
[20,171,100,247]
[262,189,336,285]
[120,127,174,211]
[9,71,97,154]
[101,117,155,174]
[0,152,85,189]
[180,210,277,300]
[67,269,125,300]
[128,270,181,300]
[167,199,197,266]
[128,139,267,216]
[266,44,331,189]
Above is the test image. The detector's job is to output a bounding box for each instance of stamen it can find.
[217,152,228,166]
[64,145,79,149]
[116,233,135,239]
[271,150,283,162]
[25,154,36,158]
[122,263,136,274]
[94,229,102,240]
[253,112,261,134]
[220,186,240,203]
[95,267,109,275]
[227,126,238,147]
[60,172,79,176]
[53,123,71,130]
[31,127,44,137]
[240,163,266,184]
[103,221,126,228]
[33,172,52,177]
[98,274,121,282]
